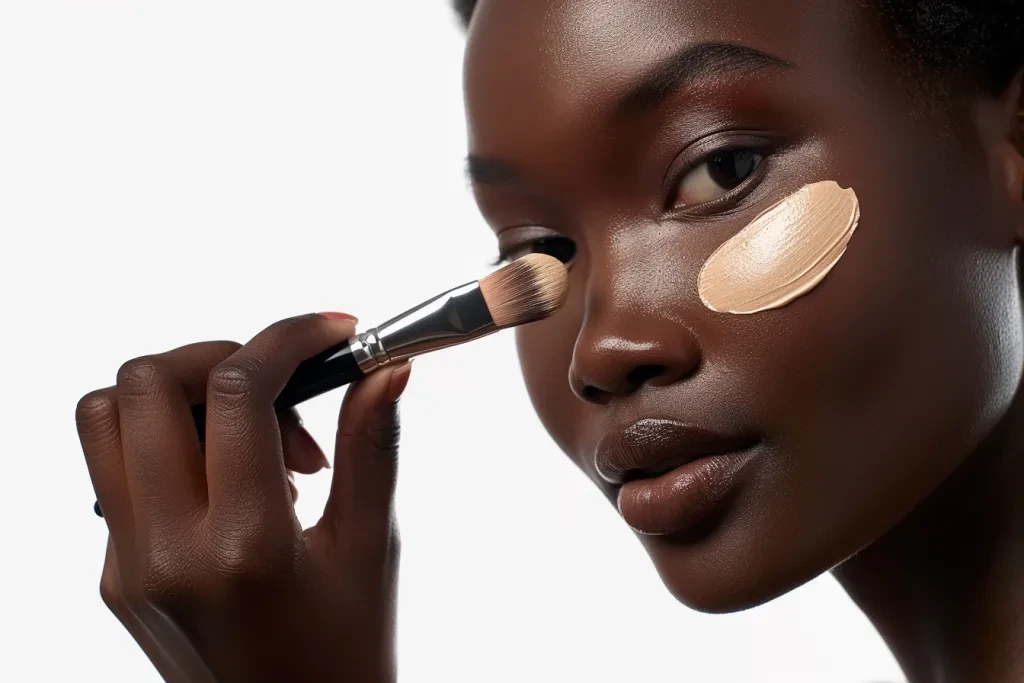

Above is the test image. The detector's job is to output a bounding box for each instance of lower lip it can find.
[616,448,758,536]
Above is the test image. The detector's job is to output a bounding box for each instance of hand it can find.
[76,313,412,682]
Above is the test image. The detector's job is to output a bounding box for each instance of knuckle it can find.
[116,355,164,393]
[207,523,296,588]
[99,571,125,613]
[207,358,261,400]
[357,414,402,457]
[140,551,193,612]
[100,558,145,618]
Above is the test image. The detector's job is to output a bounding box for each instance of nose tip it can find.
[569,334,701,404]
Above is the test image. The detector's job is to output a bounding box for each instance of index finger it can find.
[203,314,356,527]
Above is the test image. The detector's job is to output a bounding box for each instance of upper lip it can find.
[594,418,757,485]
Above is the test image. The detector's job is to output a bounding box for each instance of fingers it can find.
[78,388,135,545]
[280,409,332,505]
[204,314,356,525]
[116,342,240,533]
[279,408,331,476]
[321,361,412,545]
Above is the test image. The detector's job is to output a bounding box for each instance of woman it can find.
[77,1,1024,681]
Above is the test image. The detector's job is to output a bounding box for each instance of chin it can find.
[633,504,835,615]
[641,544,781,614]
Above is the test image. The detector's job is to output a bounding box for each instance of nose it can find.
[568,310,702,404]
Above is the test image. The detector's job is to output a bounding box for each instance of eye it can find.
[495,231,577,267]
[673,149,763,208]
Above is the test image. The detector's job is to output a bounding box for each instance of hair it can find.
[452,0,1023,95]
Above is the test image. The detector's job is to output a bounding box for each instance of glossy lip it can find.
[595,419,759,536]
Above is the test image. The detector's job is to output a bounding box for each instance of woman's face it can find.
[464,0,1024,610]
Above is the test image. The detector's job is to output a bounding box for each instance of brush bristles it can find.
[479,254,569,329]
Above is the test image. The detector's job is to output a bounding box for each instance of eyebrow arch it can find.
[614,42,794,118]
[466,43,793,187]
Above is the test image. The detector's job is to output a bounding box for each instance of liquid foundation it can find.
[697,181,860,315]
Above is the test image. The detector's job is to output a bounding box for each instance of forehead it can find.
[464,0,874,148]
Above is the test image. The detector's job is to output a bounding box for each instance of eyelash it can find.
[663,141,774,215]
[492,137,777,266]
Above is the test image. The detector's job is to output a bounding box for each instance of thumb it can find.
[319,361,412,543]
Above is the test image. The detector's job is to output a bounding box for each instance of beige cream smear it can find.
[697,180,860,315]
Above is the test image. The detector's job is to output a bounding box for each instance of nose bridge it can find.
[570,229,703,403]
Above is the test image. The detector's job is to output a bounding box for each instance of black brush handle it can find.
[190,339,365,437]
[94,339,365,517]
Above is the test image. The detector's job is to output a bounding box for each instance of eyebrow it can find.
[614,42,794,117]
[466,42,794,187]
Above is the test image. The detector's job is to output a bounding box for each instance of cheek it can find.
[810,166,1020,443]
[718,154,1024,562]
[656,155,1024,608]
[726,108,1023,456]
[515,288,586,461]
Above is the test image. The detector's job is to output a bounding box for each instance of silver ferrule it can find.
[347,281,497,373]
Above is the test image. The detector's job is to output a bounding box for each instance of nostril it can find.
[626,364,668,388]
[577,364,671,403]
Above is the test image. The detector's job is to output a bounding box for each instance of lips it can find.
[595,419,758,536]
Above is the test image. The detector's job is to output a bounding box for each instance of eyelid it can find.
[673,156,769,217]
[663,133,774,216]
[660,130,778,205]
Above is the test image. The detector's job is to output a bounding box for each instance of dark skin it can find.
[466,0,1024,680]
[78,315,411,682]
[79,0,1024,681]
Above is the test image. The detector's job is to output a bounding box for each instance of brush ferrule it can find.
[348,281,496,373]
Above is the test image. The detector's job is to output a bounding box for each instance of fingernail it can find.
[299,428,332,470]
[319,312,359,323]
[384,361,413,403]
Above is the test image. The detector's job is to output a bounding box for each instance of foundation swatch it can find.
[697,180,860,315]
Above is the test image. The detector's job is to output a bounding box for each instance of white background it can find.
[0,2,904,681]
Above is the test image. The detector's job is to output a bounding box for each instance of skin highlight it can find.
[463,0,1024,679]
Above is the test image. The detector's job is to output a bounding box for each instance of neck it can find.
[833,399,1024,683]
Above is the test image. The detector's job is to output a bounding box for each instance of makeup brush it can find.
[202,252,568,433]
[94,254,568,515]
